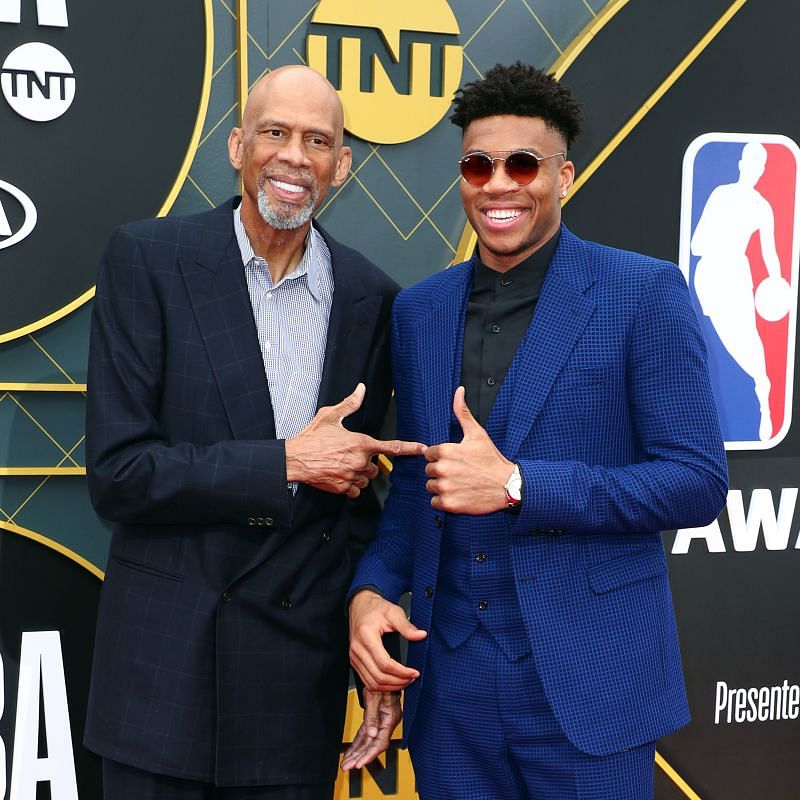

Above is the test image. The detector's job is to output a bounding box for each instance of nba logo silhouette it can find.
[679,133,800,450]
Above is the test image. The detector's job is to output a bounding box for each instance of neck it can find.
[239,201,310,283]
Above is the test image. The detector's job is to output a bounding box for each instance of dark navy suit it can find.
[351,226,727,791]
[84,198,398,788]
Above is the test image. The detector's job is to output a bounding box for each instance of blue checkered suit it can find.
[84,198,398,786]
[352,225,727,759]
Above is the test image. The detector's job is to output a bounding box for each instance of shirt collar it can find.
[233,203,324,300]
[474,228,561,290]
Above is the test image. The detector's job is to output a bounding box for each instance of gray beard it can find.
[257,174,318,230]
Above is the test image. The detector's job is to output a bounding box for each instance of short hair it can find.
[450,62,583,150]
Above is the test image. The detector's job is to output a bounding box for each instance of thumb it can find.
[363,688,380,737]
[336,383,366,421]
[391,609,428,643]
[453,386,483,440]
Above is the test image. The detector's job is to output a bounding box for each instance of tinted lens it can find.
[459,153,494,186]
[504,151,540,185]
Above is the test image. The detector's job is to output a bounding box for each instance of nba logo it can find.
[679,133,800,450]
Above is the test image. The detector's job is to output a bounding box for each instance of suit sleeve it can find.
[513,261,728,535]
[349,308,419,602]
[86,226,292,527]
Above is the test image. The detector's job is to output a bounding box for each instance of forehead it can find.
[461,115,563,154]
[245,72,341,135]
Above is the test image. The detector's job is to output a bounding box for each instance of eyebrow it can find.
[258,119,335,139]
[463,147,542,156]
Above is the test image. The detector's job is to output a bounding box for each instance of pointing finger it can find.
[366,438,427,458]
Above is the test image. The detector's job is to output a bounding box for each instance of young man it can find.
[85,65,422,799]
[344,62,727,799]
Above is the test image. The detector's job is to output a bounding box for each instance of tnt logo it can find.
[679,133,800,450]
[0,0,74,122]
[306,0,462,144]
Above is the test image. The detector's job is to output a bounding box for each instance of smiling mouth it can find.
[268,177,307,195]
[484,209,523,221]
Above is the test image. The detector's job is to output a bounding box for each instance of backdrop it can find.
[0,1,797,798]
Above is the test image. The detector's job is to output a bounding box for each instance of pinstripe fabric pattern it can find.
[351,226,728,769]
[235,207,333,441]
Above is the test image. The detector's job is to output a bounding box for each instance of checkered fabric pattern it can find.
[85,198,399,786]
[351,225,728,763]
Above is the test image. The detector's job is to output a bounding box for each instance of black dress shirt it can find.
[461,231,560,427]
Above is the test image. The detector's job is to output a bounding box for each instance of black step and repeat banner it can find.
[1,1,798,798]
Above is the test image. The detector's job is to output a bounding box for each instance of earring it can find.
[561,190,567,197]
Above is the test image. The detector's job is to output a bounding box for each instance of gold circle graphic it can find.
[307,0,462,144]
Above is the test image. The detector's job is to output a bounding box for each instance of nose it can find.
[278,134,310,167]
[481,159,517,194]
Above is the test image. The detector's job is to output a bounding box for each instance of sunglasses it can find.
[458,150,566,187]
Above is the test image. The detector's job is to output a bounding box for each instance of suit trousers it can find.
[102,759,333,800]
[407,627,656,800]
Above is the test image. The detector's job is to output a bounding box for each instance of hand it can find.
[424,386,514,514]
[340,689,401,771]
[285,383,426,498]
[349,590,427,691]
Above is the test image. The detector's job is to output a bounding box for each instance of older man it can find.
[84,65,422,799]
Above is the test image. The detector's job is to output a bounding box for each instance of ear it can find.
[228,127,244,170]
[331,145,352,188]
[559,159,575,197]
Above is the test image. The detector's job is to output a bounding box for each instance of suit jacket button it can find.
[264,517,274,527]
[247,517,257,526]
[222,591,232,602]
[434,516,442,528]
[280,599,292,610]
[478,600,489,611]
[424,586,434,599]
[474,552,486,562]
[321,531,331,542]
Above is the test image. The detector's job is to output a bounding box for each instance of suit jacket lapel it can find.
[180,200,276,441]
[414,262,473,446]
[314,226,382,415]
[503,227,596,457]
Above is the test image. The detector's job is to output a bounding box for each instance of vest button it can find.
[222,591,232,602]
[280,599,292,610]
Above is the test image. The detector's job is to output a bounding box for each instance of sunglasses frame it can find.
[458,149,566,187]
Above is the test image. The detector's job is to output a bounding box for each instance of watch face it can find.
[506,468,522,503]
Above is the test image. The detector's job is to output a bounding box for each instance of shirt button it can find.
[424,586,434,599]
[474,552,486,562]
[280,599,292,610]
[491,324,501,333]
[264,341,272,352]
[500,278,512,287]
[222,591,232,602]
[266,292,274,300]
[434,515,442,528]
[487,376,496,386]
[478,600,489,611]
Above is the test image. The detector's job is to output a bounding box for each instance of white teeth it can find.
[485,209,522,220]
[269,178,305,194]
